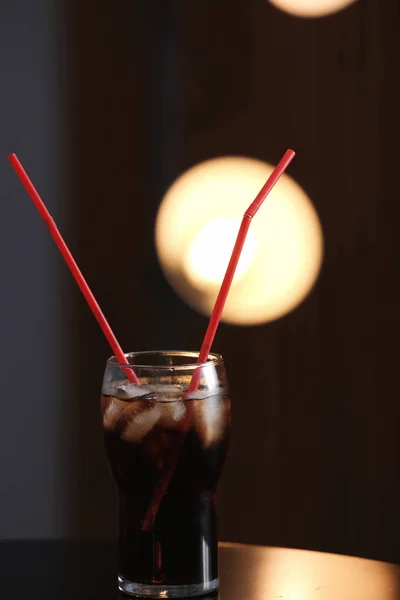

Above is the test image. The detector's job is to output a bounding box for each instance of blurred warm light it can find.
[155,157,323,326]
[268,0,357,18]
[184,217,258,287]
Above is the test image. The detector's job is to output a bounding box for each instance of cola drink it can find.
[101,352,230,598]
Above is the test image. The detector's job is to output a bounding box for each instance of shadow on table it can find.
[0,540,221,600]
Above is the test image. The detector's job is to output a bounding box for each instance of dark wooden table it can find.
[1,540,399,599]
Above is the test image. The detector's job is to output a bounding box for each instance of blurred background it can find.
[1,0,399,565]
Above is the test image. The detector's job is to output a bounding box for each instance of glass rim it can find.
[107,350,224,371]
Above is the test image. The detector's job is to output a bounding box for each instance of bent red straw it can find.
[187,148,296,394]
[8,153,138,384]
[142,148,296,530]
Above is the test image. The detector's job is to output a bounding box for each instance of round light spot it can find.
[155,156,323,325]
[268,0,357,18]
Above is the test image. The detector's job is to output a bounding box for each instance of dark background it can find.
[1,0,399,565]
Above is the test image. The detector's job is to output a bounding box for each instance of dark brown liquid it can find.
[103,395,229,585]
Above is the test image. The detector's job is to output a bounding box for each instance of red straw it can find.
[142,148,296,530]
[8,153,139,384]
[195,149,295,370]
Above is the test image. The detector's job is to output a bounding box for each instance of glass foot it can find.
[118,574,219,598]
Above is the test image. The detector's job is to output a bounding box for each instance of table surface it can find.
[1,540,399,600]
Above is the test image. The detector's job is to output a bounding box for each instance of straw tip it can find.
[8,153,17,163]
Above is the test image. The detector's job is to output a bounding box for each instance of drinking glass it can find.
[101,350,231,598]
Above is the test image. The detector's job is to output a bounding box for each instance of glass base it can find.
[118,574,219,598]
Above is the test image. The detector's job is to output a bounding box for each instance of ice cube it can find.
[103,397,128,431]
[193,395,224,447]
[158,399,186,429]
[121,403,162,443]
[146,384,183,395]
[101,382,118,397]
[186,390,213,400]
[115,383,150,400]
